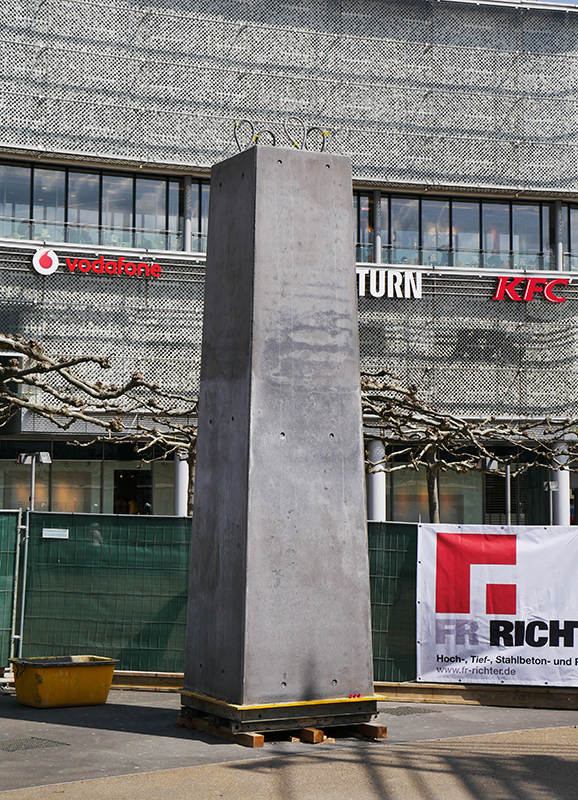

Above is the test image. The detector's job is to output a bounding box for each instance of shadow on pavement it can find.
[221,735,578,800]
[0,692,195,740]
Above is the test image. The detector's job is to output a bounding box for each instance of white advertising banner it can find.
[417,524,578,686]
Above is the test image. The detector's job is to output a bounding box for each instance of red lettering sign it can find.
[64,257,161,278]
[493,276,569,303]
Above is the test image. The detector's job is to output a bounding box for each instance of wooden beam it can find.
[298,727,325,744]
[352,723,387,740]
[178,714,264,748]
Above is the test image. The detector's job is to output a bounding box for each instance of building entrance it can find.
[113,469,152,515]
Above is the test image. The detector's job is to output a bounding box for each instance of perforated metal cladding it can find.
[3,0,578,193]
[2,249,578,425]
[358,274,578,418]
[0,248,204,431]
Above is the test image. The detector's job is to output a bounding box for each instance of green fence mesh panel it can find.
[0,512,19,667]
[20,514,418,681]
[368,522,418,683]
[22,513,191,673]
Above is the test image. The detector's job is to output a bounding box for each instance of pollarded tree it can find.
[2,334,575,523]
[361,370,578,524]
[0,333,198,512]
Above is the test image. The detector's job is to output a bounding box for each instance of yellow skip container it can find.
[10,656,117,709]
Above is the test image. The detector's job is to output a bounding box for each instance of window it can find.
[512,205,540,269]
[452,201,480,267]
[0,161,185,251]
[135,178,167,250]
[422,199,449,266]
[366,193,554,269]
[51,461,102,513]
[380,194,389,263]
[391,197,419,265]
[0,440,176,515]
[67,171,100,245]
[482,203,510,268]
[356,193,374,262]
[102,174,133,247]
[561,205,569,269]
[191,181,210,253]
[570,208,578,271]
[32,168,65,243]
[168,180,183,251]
[542,204,552,270]
[0,164,30,239]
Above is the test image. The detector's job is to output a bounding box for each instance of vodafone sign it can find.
[31,250,162,279]
[417,524,578,687]
[32,248,59,276]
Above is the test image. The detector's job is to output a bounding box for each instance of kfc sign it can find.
[493,276,569,303]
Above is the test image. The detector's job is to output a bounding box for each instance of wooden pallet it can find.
[178,713,265,747]
[178,713,387,748]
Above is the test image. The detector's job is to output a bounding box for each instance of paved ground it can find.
[1,688,578,799]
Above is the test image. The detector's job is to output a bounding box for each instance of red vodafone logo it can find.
[32,248,59,276]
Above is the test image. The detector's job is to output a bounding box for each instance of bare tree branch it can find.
[0,333,198,452]
[361,370,578,481]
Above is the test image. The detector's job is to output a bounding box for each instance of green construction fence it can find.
[11,514,418,680]
[22,513,191,673]
[0,512,20,667]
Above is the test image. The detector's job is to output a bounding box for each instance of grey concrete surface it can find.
[187,145,373,708]
[2,689,578,797]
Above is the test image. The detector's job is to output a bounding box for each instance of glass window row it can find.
[0,162,209,253]
[354,192,565,270]
[2,160,577,269]
[0,441,175,515]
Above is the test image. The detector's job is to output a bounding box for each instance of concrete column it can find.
[184,146,374,711]
[174,453,189,516]
[553,445,571,526]
[366,439,386,522]
[555,200,564,271]
[373,190,382,264]
[183,176,193,253]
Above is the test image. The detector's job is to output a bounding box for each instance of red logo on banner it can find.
[435,533,517,615]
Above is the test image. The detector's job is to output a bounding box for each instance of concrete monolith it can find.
[182,145,375,731]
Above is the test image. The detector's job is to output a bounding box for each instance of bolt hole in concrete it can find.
[329,433,334,438]
[280,432,285,437]
[277,160,283,164]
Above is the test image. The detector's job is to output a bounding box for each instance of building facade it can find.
[1,0,578,522]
